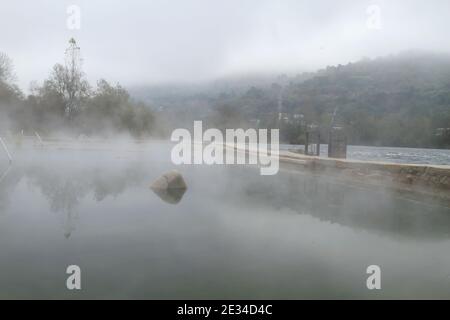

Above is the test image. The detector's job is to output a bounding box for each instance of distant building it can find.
[249,119,261,127]
[278,112,290,122]
[436,128,450,137]
[278,113,305,124]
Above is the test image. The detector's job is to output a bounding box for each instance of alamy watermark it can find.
[171,121,280,175]
[67,5,81,30]
[66,265,81,290]
[366,265,381,290]
[366,4,382,30]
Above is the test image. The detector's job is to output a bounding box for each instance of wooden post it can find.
[0,165,11,184]
[316,133,320,156]
[0,137,12,163]
[305,132,309,155]
[35,131,44,146]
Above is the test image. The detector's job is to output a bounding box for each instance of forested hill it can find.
[135,50,450,148]
[278,51,450,147]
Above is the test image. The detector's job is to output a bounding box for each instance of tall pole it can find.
[330,106,339,128]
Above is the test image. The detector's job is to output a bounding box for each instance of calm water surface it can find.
[0,143,450,299]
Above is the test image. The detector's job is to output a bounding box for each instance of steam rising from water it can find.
[0,144,449,298]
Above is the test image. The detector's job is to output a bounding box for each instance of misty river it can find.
[0,142,450,299]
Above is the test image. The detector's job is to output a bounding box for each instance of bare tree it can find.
[0,52,14,83]
[47,38,90,119]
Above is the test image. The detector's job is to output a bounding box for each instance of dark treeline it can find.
[135,50,450,149]
[0,39,154,138]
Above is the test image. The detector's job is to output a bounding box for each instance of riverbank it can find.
[229,144,450,207]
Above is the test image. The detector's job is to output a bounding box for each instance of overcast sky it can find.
[1,0,450,90]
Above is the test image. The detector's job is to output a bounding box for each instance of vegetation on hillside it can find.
[136,51,450,148]
[1,42,449,148]
[0,39,154,138]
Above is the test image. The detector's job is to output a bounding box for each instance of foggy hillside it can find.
[131,51,450,148]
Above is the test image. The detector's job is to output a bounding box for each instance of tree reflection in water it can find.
[0,164,21,214]
[0,160,147,237]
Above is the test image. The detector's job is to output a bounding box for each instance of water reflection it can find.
[1,152,449,241]
[215,166,450,240]
[0,164,20,214]
[0,158,149,237]
[151,187,187,204]
[2,149,450,299]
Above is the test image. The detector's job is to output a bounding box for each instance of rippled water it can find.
[0,143,450,299]
[284,144,450,165]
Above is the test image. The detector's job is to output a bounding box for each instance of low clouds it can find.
[1,0,450,89]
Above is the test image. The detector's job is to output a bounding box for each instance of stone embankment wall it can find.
[278,151,450,204]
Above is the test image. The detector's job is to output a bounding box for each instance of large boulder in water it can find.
[150,170,187,204]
